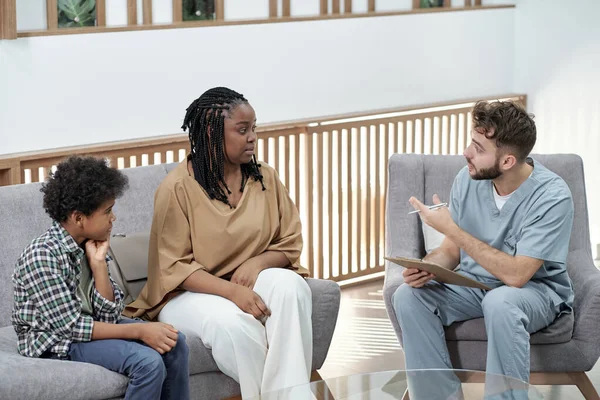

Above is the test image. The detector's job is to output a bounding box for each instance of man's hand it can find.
[137,322,179,354]
[231,259,263,289]
[85,239,110,272]
[409,194,456,235]
[403,268,435,288]
[230,285,271,320]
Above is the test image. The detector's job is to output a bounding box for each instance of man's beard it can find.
[469,159,502,180]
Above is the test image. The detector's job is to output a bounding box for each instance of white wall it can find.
[0,8,515,156]
[513,0,600,257]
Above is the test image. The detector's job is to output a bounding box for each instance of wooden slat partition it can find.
[12,4,515,39]
[0,0,17,40]
[172,0,182,22]
[269,0,277,18]
[320,0,328,15]
[96,0,106,26]
[368,0,375,12]
[0,95,525,282]
[216,0,224,21]
[344,0,352,13]
[142,0,153,25]
[46,0,58,30]
[127,0,137,25]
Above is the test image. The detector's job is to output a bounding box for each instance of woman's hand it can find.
[231,259,263,289]
[229,285,271,320]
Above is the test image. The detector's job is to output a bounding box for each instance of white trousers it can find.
[159,268,313,399]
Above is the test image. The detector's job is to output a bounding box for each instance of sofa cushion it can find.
[445,312,574,344]
[0,326,128,400]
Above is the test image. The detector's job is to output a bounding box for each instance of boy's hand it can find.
[85,239,110,268]
[137,322,179,354]
[403,267,435,288]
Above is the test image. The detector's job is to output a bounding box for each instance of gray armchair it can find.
[383,154,600,399]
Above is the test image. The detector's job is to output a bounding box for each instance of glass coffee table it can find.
[254,369,543,399]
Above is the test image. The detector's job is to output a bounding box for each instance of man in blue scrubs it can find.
[392,100,574,398]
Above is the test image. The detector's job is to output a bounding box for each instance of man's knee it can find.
[392,284,419,311]
[482,286,525,325]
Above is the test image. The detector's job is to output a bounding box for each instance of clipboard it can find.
[385,256,492,291]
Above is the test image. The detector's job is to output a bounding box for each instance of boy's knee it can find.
[172,332,189,359]
[134,351,167,381]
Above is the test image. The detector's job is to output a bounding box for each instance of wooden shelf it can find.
[16,5,514,39]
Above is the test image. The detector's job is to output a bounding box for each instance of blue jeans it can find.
[68,318,190,400]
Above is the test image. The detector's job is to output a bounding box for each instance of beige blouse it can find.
[124,160,308,320]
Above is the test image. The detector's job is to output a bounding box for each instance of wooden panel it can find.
[474,0,482,5]
[346,128,353,276]
[306,133,314,277]
[216,0,224,21]
[127,0,137,25]
[96,0,106,26]
[294,135,300,212]
[320,0,327,15]
[412,0,419,9]
[344,0,352,13]
[464,0,472,6]
[337,130,342,277]
[368,0,375,12]
[327,132,333,278]
[172,0,182,22]
[269,0,277,18]
[374,124,381,268]
[0,0,17,39]
[443,0,450,7]
[282,0,291,17]
[142,0,152,25]
[317,133,324,279]
[365,126,372,270]
[284,135,290,190]
[332,0,340,14]
[46,0,58,30]
[355,128,361,273]
[272,137,279,175]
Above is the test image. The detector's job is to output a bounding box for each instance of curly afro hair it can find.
[41,156,129,222]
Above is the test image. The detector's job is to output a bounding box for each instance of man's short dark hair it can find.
[41,156,129,222]
[472,100,536,162]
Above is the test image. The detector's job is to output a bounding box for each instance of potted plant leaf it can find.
[182,0,215,21]
[58,0,97,28]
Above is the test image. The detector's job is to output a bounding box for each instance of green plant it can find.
[58,0,96,28]
[183,0,215,21]
[420,0,444,7]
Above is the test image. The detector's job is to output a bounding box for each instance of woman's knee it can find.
[262,268,311,300]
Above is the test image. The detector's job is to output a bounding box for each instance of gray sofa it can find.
[383,153,600,398]
[0,162,341,400]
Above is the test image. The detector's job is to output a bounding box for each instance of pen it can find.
[408,202,448,215]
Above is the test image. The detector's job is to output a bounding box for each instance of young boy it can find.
[12,156,190,400]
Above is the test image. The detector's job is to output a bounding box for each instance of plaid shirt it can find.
[12,221,125,358]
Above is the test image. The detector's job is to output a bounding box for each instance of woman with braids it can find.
[124,87,313,398]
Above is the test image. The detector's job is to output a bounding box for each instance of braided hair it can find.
[182,87,265,208]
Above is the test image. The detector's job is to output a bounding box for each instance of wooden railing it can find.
[0,94,527,281]
[0,0,505,40]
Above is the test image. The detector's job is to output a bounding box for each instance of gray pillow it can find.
[107,232,151,303]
